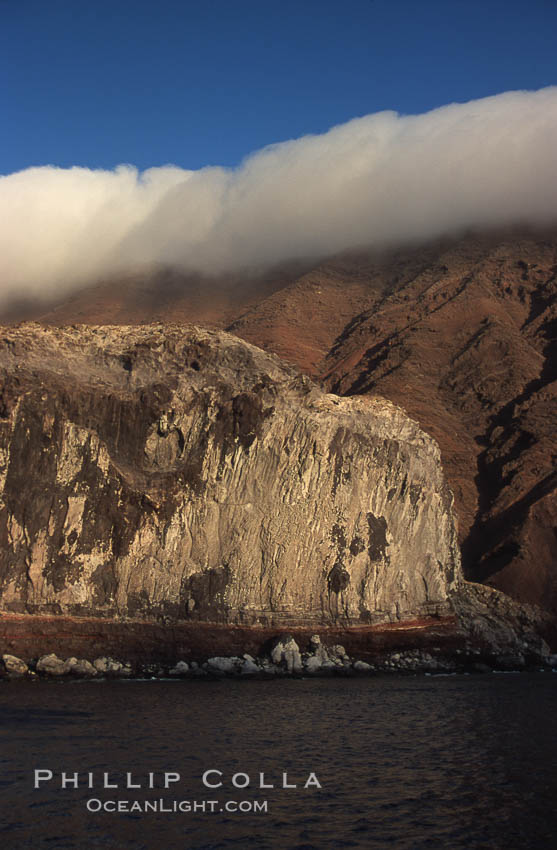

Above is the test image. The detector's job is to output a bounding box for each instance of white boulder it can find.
[207,656,241,674]
[169,661,190,676]
[271,635,303,673]
[37,653,71,676]
[2,654,28,677]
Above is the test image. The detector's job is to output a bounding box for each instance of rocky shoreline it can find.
[2,632,556,681]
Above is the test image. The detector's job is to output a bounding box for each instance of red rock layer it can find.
[0,613,462,665]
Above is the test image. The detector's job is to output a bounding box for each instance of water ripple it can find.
[0,675,555,848]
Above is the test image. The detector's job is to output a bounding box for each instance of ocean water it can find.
[0,674,556,849]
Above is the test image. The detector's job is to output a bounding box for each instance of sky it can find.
[2,0,557,174]
[0,0,556,301]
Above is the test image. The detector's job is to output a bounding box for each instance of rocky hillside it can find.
[1,227,555,629]
[0,323,460,628]
[319,231,557,620]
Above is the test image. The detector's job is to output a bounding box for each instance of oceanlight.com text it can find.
[86,798,269,814]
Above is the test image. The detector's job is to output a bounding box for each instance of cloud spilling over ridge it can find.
[1,88,557,302]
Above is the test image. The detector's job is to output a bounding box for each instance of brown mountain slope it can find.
[226,255,387,374]
[1,263,308,329]
[319,232,557,617]
[1,229,556,624]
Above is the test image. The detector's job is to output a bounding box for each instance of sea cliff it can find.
[0,323,549,666]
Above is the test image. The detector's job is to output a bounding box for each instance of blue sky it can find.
[1,0,556,175]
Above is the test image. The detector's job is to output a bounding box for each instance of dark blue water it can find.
[0,674,556,849]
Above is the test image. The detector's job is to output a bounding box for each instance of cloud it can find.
[1,88,556,302]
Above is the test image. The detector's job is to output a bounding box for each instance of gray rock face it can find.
[453,582,550,661]
[0,323,460,628]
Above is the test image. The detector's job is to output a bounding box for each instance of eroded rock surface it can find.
[0,323,460,629]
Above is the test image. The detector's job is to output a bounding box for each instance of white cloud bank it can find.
[1,88,557,301]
